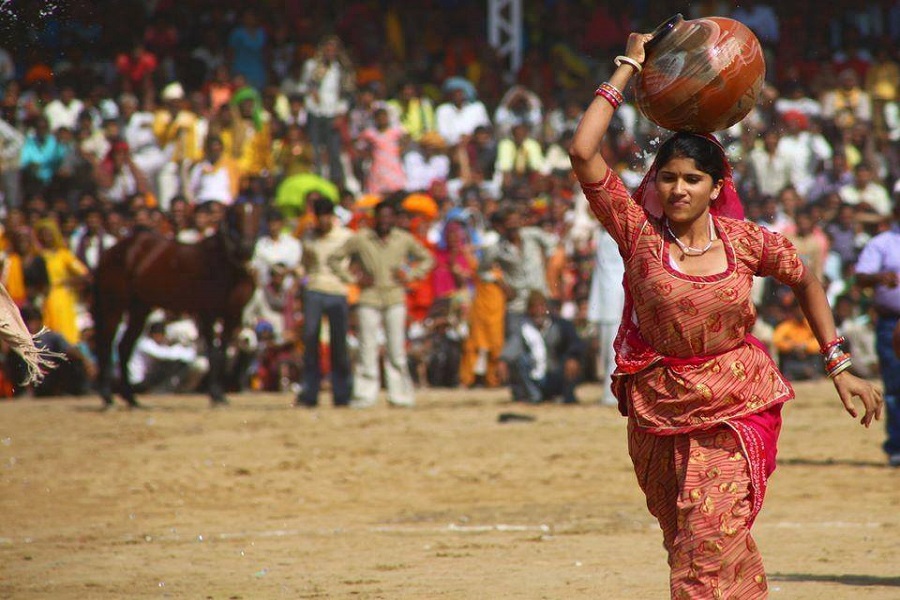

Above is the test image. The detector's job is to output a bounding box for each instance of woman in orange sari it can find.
[569,32,884,599]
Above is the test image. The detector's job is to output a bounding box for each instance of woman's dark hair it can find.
[655,133,726,183]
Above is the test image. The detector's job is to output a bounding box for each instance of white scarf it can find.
[521,321,547,380]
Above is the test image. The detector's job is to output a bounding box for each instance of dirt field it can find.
[1,380,897,599]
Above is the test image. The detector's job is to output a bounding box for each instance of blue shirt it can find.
[20,134,67,183]
[228,27,267,90]
[855,224,900,313]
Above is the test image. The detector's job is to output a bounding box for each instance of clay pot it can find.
[634,14,766,133]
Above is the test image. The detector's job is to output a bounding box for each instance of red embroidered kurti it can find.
[582,170,806,433]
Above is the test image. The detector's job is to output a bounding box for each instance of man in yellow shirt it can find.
[153,82,203,210]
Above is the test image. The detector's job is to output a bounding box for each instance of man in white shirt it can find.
[44,85,84,132]
[187,135,239,206]
[0,116,24,207]
[493,86,543,139]
[403,131,451,192]
[128,321,208,393]
[839,162,893,216]
[69,206,117,272]
[120,93,167,198]
[251,209,302,286]
[435,85,490,147]
[588,224,625,407]
[749,129,793,198]
[302,36,354,186]
[776,111,833,197]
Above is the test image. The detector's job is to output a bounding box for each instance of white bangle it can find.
[614,55,643,74]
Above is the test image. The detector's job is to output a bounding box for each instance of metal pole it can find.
[487,0,522,81]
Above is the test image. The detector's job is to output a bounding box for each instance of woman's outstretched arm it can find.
[791,269,884,427]
[569,32,653,183]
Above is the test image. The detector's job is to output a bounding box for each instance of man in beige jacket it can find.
[328,200,434,407]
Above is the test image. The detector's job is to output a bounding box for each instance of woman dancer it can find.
[569,32,883,598]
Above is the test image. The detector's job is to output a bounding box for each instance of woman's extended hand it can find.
[624,32,654,65]
[832,371,883,427]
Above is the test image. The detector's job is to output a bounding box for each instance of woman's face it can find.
[655,157,722,223]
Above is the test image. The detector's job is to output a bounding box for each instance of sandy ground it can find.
[1,380,898,599]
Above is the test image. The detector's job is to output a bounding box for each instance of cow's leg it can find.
[200,317,228,406]
[95,300,124,409]
[118,303,152,408]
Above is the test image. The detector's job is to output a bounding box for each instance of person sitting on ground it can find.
[127,320,208,394]
[497,290,584,404]
[773,299,822,381]
[6,305,93,397]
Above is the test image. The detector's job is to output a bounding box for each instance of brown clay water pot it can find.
[634,13,766,133]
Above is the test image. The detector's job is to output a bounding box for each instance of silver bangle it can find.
[827,358,853,379]
[614,55,643,74]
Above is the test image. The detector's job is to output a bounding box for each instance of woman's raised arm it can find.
[791,269,884,427]
[569,32,653,184]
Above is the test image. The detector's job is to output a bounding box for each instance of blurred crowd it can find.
[0,0,898,401]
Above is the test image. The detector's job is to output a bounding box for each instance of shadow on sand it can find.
[777,457,889,469]
[770,572,900,588]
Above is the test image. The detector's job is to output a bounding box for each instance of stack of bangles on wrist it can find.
[595,82,624,109]
[820,336,852,378]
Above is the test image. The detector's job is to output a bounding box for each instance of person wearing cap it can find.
[776,109,832,198]
[296,197,354,407]
[153,81,202,210]
[856,202,900,466]
[435,78,490,147]
[327,199,434,408]
[227,86,273,182]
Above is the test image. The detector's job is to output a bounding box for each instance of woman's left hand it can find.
[832,371,884,428]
